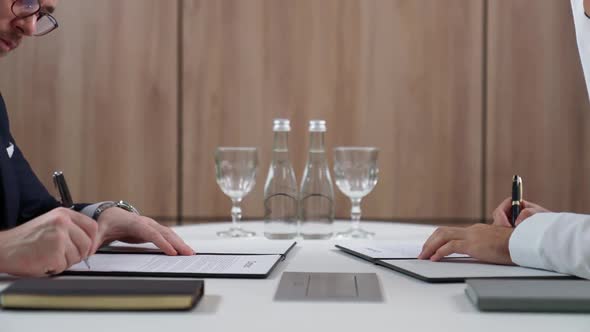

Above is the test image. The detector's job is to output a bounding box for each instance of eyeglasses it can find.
[11,0,58,36]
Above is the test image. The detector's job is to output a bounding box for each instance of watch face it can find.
[116,201,140,215]
[100,202,117,211]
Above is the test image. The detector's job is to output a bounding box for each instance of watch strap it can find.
[92,200,140,220]
[92,201,116,220]
[115,200,140,215]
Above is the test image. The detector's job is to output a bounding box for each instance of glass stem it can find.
[231,198,243,229]
[350,198,362,230]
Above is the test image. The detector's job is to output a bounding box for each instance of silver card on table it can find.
[274,272,383,302]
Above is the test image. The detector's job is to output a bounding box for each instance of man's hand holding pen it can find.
[0,208,97,276]
[419,176,551,265]
[492,197,550,228]
[0,172,193,277]
[0,204,194,277]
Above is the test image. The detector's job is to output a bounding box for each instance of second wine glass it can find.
[333,147,379,239]
[215,147,258,238]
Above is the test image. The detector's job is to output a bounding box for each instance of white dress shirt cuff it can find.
[508,213,560,270]
[80,202,109,220]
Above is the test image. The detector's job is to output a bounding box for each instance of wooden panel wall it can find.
[2,0,588,224]
[486,0,590,216]
[0,0,179,217]
[181,0,484,221]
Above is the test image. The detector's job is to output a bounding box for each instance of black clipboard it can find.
[61,254,284,279]
[99,241,297,258]
[376,258,574,283]
[62,241,297,279]
[335,244,396,262]
[335,243,426,262]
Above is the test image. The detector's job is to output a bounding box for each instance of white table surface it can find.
[1,221,588,332]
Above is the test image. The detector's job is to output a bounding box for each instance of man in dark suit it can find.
[0,0,193,276]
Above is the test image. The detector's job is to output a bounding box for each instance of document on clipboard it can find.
[66,253,284,279]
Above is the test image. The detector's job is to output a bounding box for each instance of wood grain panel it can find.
[486,0,590,215]
[0,0,178,217]
[182,0,484,220]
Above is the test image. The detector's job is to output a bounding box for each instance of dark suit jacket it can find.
[0,94,86,230]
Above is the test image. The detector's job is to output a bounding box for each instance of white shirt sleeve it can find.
[513,1,590,280]
[571,0,590,98]
[509,213,590,279]
[514,1,590,280]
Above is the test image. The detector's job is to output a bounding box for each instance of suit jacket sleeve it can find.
[8,135,91,225]
[10,134,60,224]
[0,92,94,228]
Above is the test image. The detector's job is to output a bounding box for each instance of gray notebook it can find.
[465,279,590,312]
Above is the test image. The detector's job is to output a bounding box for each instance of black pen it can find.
[510,175,523,227]
[53,171,91,269]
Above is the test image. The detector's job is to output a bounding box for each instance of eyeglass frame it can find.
[10,0,58,36]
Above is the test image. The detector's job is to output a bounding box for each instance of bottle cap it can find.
[309,120,327,132]
[273,119,291,132]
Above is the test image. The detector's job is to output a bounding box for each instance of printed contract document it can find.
[103,239,297,256]
[66,254,283,279]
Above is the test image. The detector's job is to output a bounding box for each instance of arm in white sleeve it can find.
[512,0,590,280]
[509,213,590,279]
[572,0,590,97]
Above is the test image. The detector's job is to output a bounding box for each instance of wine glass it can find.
[333,147,379,239]
[215,147,258,237]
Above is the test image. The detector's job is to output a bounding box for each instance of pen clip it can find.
[512,175,523,203]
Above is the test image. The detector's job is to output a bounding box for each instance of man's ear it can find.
[585,0,590,18]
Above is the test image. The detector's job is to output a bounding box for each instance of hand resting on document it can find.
[94,207,194,256]
[418,197,550,265]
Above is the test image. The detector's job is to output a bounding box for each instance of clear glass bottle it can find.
[263,119,298,239]
[299,120,335,239]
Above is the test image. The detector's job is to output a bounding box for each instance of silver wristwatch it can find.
[92,200,140,220]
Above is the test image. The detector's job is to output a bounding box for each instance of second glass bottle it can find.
[299,120,335,239]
